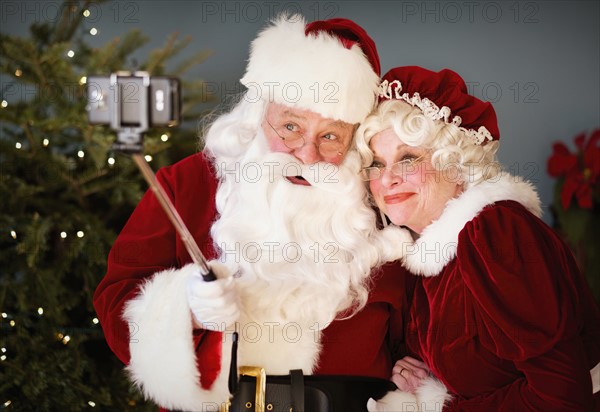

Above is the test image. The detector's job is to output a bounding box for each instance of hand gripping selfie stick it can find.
[86,71,217,280]
[134,160,245,396]
[134,151,239,393]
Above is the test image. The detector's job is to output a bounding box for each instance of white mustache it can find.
[248,151,362,195]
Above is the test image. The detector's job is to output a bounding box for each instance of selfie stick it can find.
[109,75,241,395]
[102,72,216,282]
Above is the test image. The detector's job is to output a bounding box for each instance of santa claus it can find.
[94,14,416,412]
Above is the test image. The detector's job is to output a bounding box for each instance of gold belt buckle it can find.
[239,366,266,412]
[221,366,266,412]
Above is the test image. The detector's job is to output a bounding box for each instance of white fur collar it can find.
[402,173,541,277]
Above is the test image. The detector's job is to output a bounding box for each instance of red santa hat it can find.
[240,15,381,124]
[379,66,500,144]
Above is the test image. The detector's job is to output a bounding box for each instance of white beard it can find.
[209,131,405,373]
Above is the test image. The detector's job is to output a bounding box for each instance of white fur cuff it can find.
[122,263,229,411]
[367,377,451,412]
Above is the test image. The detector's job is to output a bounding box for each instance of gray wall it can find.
[3,1,599,224]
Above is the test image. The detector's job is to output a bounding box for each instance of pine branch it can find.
[173,50,214,76]
[52,1,79,43]
[87,29,150,73]
[142,33,193,75]
[21,122,38,156]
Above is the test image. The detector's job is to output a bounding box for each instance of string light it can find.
[83,9,91,17]
[14,69,22,77]
[56,333,71,345]
[15,142,22,149]
[107,157,115,166]
[77,150,85,158]
[92,318,99,324]
[43,138,50,146]
[77,231,84,238]
[88,401,96,407]
[3,401,11,407]
[37,307,44,315]
[60,232,67,239]
[1,355,6,361]
[90,28,98,36]
[144,155,153,162]
[161,133,169,142]
[1,313,7,318]
[10,230,17,239]
[79,76,87,85]
[9,320,15,327]
[67,50,75,58]
[1,100,7,108]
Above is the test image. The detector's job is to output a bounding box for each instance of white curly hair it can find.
[355,99,502,188]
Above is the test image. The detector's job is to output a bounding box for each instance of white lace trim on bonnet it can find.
[379,79,495,145]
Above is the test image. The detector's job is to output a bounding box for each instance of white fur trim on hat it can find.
[240,15,379,124]
[122,264,231,411]
[402,173,542,277]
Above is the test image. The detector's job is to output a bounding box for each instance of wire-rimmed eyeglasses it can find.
[265,120,346,158]
[359,154,427,181]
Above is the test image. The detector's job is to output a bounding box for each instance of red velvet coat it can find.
[400,176,600,411]
[93,152,412,410]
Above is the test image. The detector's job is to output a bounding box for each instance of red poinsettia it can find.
[547,129,600,210]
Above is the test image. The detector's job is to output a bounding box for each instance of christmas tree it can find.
[0,1,214,409]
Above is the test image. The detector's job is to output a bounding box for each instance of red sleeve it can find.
[444,337,595,411]
[446,201,597,411]
[93,153,218,365]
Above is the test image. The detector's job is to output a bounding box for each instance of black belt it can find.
[228,367,396,412]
